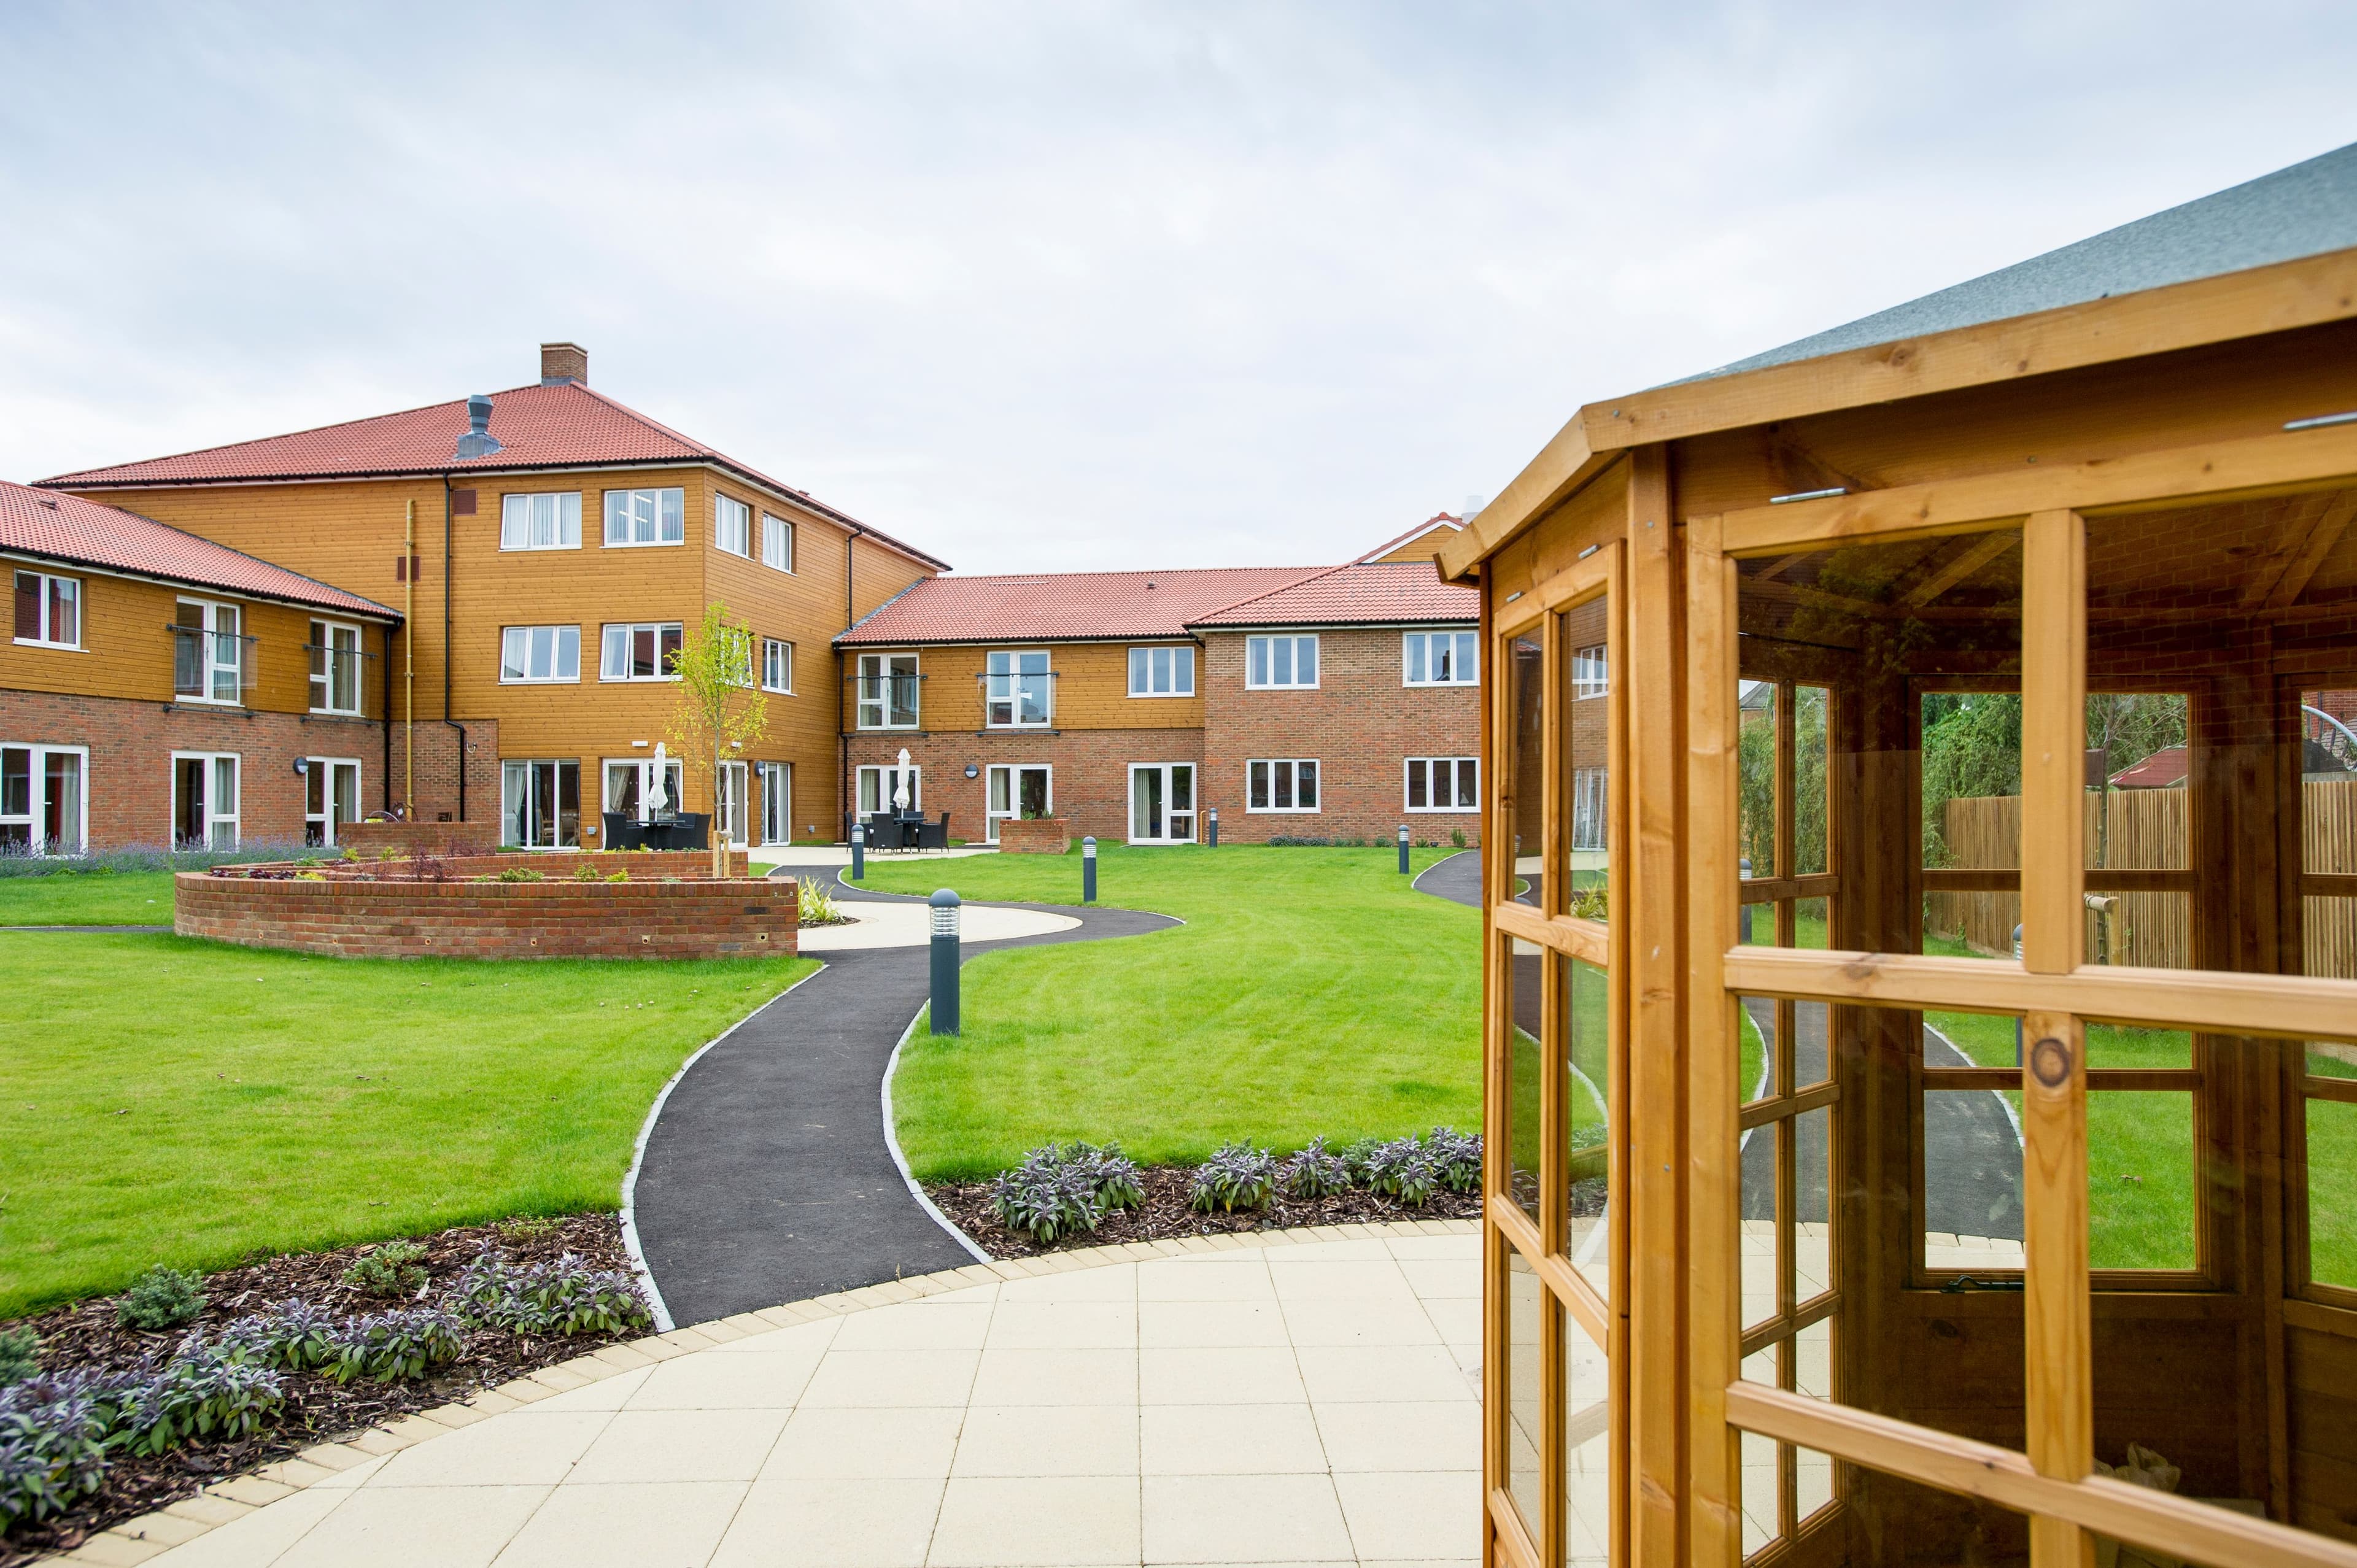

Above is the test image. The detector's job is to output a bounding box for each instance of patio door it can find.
[759,762,791,845]
[172,752,240,849]
[1128,763,1196,844]
[715,760,749,847]
[503,759,579,848]
[604,758,684,824]
[857,765,921,816]
[304,758,362,847]
[986,764,1050,843]
[0,744,86,855]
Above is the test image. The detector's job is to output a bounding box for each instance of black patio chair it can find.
[915,812,951,852]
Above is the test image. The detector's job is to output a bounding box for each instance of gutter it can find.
[442,474,468,825]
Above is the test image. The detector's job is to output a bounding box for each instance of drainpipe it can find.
[442,475,468,822]
[840,523,862,842]
[403,500,416,816]
[381,617,394,813]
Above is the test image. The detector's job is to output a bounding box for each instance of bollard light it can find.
[1738,857,1752,943]
[1207,807,1218,848]
[929,888,961,1035]
[1398,823,1411,875]
[850,820,865,881]
[1082,836,1097,903]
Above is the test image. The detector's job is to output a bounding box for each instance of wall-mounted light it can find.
[632,740,650,749]
[292,757,309,776]
[965,763,979,778]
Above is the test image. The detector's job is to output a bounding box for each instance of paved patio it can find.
[117,1223,1482,1567]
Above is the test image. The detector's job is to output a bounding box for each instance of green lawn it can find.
[0,870,179,925]
[0,933,813,1315]
[864,844,1480,1180]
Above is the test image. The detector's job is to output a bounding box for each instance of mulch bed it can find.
[1,1213,640,1565]
[925,1163,1484,1259]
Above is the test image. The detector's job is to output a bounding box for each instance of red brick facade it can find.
[844,726,1202,846]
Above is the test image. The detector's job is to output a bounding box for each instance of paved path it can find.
[630,867,1177,1327]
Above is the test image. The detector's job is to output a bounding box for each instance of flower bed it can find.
[174,852,796,960]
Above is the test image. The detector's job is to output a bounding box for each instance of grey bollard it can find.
[850,821,865,881]
[1739,857,1752,943]
[1398,824,1411,874]
[1082,836,1097,903]
[1207,808,1218,848]
[929,888,961,1035]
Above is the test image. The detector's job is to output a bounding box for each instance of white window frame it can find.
[501,625,582,684]
[1247,758,1320,813]
[759,760,792,845]
[1571,766,1608,851]
[714,493,753,557]
[498,491,582,551]
[856,764,922,816]
[857,653,920,730]
[986,649,1053,728]
[1127,762,1198,845]
[171,750,241,848]
[984,763,1053,843]
[762,638,793,693]
[12,569,82,650]
[602,758,684,827]
[1573,643,1609,699]
[0,742,88,856]
[1128,644,1196,698]
[303,756,363,847]
[309,619,366,714]
[715,759,750,847]
[600,622,684,682]
[173,598,246,706]
[1403,630,1479,687]
[1404,755,1479,813]
[602,487,686,547]
[1246,634,1319,690]
[762,513,794,573]
[502,759,581,848]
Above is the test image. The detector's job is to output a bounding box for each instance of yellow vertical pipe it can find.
[404,500,415,817]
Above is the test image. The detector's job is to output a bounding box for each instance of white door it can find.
[172,752,239,848]
[1128,763,1196,844]
[304,759,362,847]
[760,762,792,845]
[716,761,749,847]
[986,765,1051,843]
[0,746,86,855]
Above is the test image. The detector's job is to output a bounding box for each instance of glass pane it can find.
[2086,693,2188,871]
[2086,1092,2196,1271]
[2310,1097,2356,1290]
[2305,895,2357,987]
[1738,681,1776,880]
[2086,888,2190,975]
[1794,686,1829,876]
[1923,1087,2022,1254]
[1509,630,1544,910]
[1740,997,1775,1102]
[1506,938,1542,1224]
[1562,1301,1610,1568]
[1740,1424,1777,1559]
[1794,1105,1831,1302]
[1504,1243,1544,1545]
[1740,1119,1776,1332]
[1565,955,1609,1298]
[1561,595,1609,919]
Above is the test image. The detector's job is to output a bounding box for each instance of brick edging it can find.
[61,1219,1478,1565]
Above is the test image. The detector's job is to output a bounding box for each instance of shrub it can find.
[1061,1141,1145,1210]
[573,861,602,882]
[1359,1137,1439,1207]
[1424,1126,1484,1193]
[111,1345,285,1455]
[0,1327,38,1386]
[1189,1142,1277,1213]
[115,1266,207,1331]
[323,1308,468,1384]
[1279,1136,1352,1199]
[0,1376,110,1526]
[797,879,839,925]
[989,1148,1104,1243]
[452,1253,651,1337]
[220,1299,339,1372]
[1451,828,1467,848]
[342,1240,430,1298]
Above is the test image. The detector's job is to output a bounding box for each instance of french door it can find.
[1128,763,1196,844]
[715,760,749,847]
[304,758,362,847]
[759,762,792,845]
[1,744,86,855]
[503,759,579,848]
[603,758,684,824]
[172,752,240,849]
[986,764,1051,842]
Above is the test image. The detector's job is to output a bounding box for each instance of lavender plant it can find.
[452,1254,651,1337]
[1279,1137,1352,1199]
[220,1299,340,1372]
[0,1375,110,1526]
[323,1308,468,1385]
[1359,1137,1440,1207]
[111,1345,285,1455]
[1188,1142,1277,1214]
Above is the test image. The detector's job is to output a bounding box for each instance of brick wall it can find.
[845,727,1201,844]
[338,820,500,857]
[391,717,501,828]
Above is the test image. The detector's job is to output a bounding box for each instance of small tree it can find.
[667,604,769,876]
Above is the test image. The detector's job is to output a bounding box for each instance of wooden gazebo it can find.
[1442,145,2357,1568]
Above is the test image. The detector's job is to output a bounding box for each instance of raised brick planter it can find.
[174,851,790,960]
[339,821,500,858]
[994,817,1072,854]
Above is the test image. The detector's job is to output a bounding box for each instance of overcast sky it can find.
[4,3,2354,573]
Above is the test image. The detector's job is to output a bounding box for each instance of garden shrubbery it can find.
[989,1142,1146,1243]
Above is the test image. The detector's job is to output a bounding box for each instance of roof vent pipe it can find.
[454,394,503,460]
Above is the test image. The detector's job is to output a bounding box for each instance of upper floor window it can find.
[763,638,793,693]
[600,621,683,681]
[172,599,247,703]
[714,493,752,557]
[1404,630,1478,686]
[501,625,581,684]
[1247,634,1318,689]
[309,620,365,713]
[603,487,684,547]
[987,650,1051,727]
[14,570,80,649]
[500,492,581,550]
[1573,644,1608,698]
[857,652,919,728]
[762,513,794,573]
[1129,645,1195,697]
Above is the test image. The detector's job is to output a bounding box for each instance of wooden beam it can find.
[1436,423,1617,582]
[2239,490,2336,607]
[2267,490,2357,608]
[2021,511,2086,976]
[2021,1010,2092,1568]
[1903,531,2019,607]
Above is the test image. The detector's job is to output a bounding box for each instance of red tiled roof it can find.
[2110,746,2188,789]
[1187,560,1479,628]
[0,479,397,619]
[39,382,950,571]
[837,566,1323,647]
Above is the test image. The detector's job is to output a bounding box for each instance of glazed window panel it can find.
[1504,935,1544,1226]
[1503,1240,1546,1547]
[1507,630,1544,911]
[1559,597,1609,918]
[1563,954,1609,1300]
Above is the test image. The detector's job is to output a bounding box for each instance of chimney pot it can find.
[540,342,588,387]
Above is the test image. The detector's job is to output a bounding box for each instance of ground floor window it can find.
[1571,765,1608,850]
[715,760,749,847]
[1247,758,1318,812]
[303,758,362,847]
[1405,755,1477,812]
[759,761,792,844]
[1129,762,1196,843]
[1,744,85,855]
[603,758,684,825]
[857,765,921,816]
[503,759,579,848]
[172,752,239,849]
[986,764,1051,842]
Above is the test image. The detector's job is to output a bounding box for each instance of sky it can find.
[4,2,2356,574]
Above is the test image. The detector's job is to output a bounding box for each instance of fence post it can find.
[1082,836,1097,903]
[850,821,865,881]
[930,889,961,1035]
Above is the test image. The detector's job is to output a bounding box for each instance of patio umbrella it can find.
[648,743,670,813]
[893,748,911,811]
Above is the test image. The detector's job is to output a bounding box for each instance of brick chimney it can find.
[539,342,588,387]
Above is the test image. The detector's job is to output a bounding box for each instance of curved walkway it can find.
[128,1222,1482,1568]
[629,868,1177,1327]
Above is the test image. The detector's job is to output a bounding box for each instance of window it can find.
[499,492,581,550]
[715,760,749,846]
[1573,643,1608,698]
[0,744,86,855]
[1247,759,1319,812]
[762,638,793,693]
[721,625,755,688]
[303,758,362,847]
[714,493,751,557]
[762,513,794,573]
[1247,635,1318,689]
[985,764,1052,842]
[987,650,1051,727]
[857,765,921,815]
[600,622,683,681]
[1570,766,1608,849]
[501,625,581,684]
[759,761,792,844]
[603,487,685,546]
[309,620,365,713]
[857,653,919,728]
[172,600,247,703]
[603,758,684,825]
[502,759,580,848]
[1404,630,1478,686]
[1129,762,1196,844]
[172,752,239,848]
[1129,645,1196,697]
[1406,756,1479,811]
[12,571,79,648]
